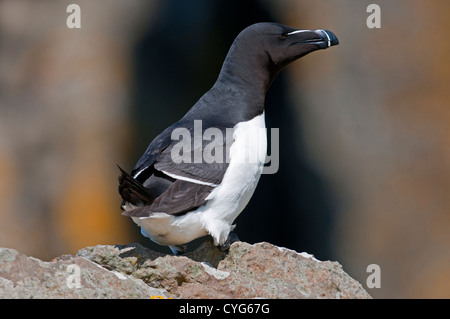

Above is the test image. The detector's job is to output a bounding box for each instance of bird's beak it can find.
[287,29,339,49]
[314,29,339,48]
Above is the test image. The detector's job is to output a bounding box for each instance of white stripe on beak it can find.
[287,29,332,47]
[286,29,310,36]
[319,29,332,47]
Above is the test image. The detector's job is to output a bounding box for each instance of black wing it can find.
[118,119,233,216]
[121,179,213,217]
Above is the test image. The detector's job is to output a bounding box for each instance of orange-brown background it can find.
[0,0,449,298]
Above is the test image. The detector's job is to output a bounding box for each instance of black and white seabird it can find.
[118,22,339,254]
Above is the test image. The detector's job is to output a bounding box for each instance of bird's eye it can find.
[278,33,287,40]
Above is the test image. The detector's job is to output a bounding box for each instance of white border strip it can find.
[161,170,219,187]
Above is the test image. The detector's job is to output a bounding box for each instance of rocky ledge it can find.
[0,240,371,299]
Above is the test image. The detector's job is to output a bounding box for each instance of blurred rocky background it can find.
[0,0,449,298]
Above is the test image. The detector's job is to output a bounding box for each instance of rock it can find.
[0,241,371,299]
[0,247,169,298]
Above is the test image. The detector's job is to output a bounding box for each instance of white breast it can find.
[199,112,267,244]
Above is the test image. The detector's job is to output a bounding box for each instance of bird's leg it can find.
[219,232,240,251]
[169,244,187,255]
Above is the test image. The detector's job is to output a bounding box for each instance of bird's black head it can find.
[218,22,339,92]
[239,22,338,69]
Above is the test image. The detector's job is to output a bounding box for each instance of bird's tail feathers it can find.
[117,165,154,208]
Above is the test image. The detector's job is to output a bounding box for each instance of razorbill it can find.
[118,22,339,254]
